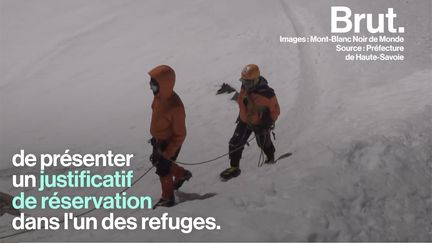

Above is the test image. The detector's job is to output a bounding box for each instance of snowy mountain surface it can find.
[0,0,431,241]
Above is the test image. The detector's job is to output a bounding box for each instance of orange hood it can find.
[148,65,175,99]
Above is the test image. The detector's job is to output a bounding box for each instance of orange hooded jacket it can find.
[149,65,186,159]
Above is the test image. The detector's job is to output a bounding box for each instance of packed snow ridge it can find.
[0,0,431,241]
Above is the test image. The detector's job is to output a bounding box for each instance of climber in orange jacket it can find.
[220,64,280,180]
[148,65,192,208]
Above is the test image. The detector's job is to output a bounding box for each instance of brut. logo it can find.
[331,6,405,34]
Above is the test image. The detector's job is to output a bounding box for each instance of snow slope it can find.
[0,0,431,242]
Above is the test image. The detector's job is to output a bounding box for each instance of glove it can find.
[260,108,275,130]
[149,137,156,164]
[149,137,161,165]
[149,137,157,147]
[149,153,156,165]
[149,151,159,165]
[267,122,275,130]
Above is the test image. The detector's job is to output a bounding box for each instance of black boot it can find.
[220,167,241,181]
[264,154,276,164]
[174,170,192,190]
[153,197,175,209]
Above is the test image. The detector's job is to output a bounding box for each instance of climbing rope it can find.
[257,133,268,167]
[175,136,256,165]
[258,147,265,167]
